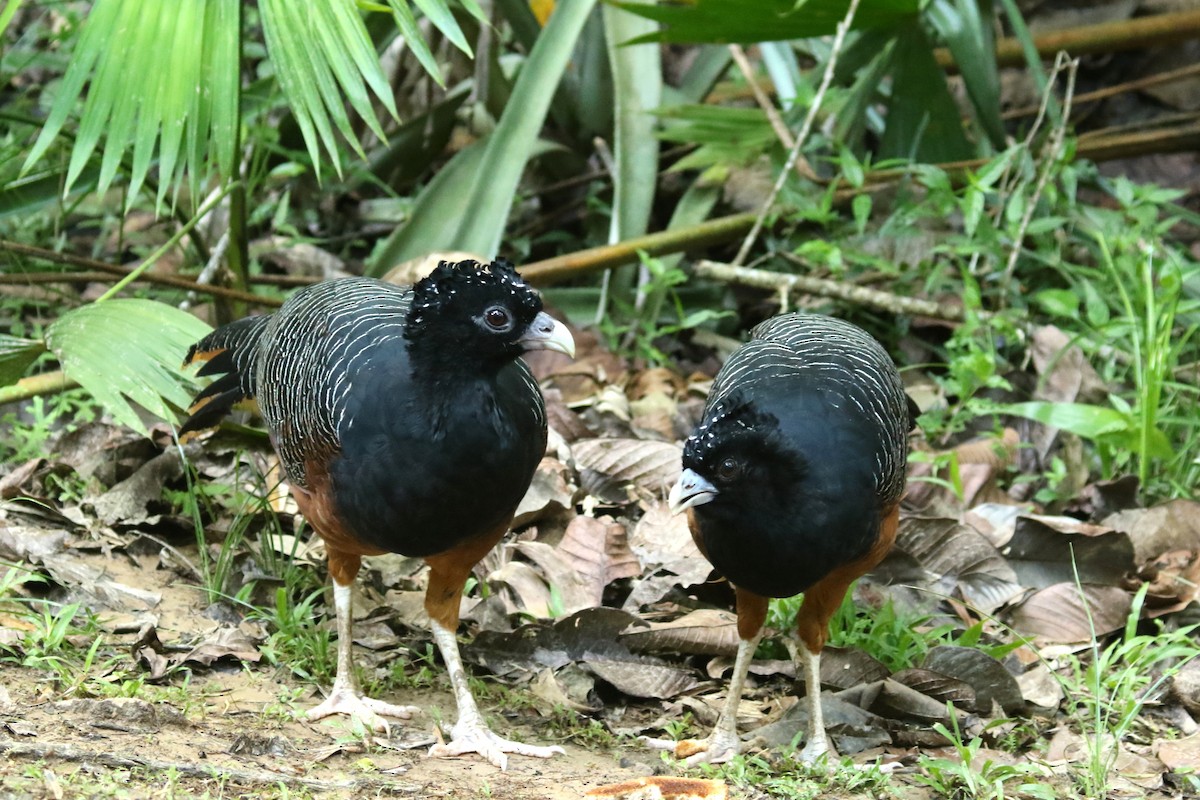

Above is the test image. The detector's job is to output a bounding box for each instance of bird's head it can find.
[406,258,575,360]
[669,393,806,518]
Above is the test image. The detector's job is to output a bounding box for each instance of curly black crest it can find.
[683,393,780,469]
[406,258,540,333]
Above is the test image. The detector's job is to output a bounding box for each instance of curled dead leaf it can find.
[573,438,682,502]
[891,516,1022,613]
[1004,514,1133,589]
[1006,583,1133,644]
[620,609,739,657]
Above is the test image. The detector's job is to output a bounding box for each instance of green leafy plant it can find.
[1061,583,1200,797]
[597,251,730,365]
[914,709,1056,800]
[252,584,337,685]
[0,388,99,464]
[764,586,956,672]
[692,747,894,798]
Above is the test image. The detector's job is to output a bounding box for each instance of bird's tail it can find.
[178,315,270,439]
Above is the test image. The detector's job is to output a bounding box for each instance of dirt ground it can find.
[0,542,658,799]
[0,675,644,799]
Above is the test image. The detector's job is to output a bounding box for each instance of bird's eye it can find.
[716,457,740,481]
[483,306,513,331]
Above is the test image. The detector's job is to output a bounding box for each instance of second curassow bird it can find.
[647,312,917,765]
[179,259,574,769]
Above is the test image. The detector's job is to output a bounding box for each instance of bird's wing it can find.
[255,278,413,487]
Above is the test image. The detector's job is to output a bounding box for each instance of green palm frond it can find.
[22,0,481,204]
[23,0,239,210]
[0,335,45,387]
[43,300,212,436]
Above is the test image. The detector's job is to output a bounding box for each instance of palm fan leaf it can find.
[43,300,212,436]
[23,0,481,201]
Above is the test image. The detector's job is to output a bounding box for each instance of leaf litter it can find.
[3,322,1200,797]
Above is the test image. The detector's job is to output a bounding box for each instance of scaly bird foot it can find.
[307,688,419,734]
[428,720,565,770]
[798,731,834,766]
[641,732,741,766]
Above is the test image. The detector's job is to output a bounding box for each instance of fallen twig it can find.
[695,259,963,321]
[728,44,817,180]
[936,8,1200,70]
[0,241,281,308]
[520,212,757,286]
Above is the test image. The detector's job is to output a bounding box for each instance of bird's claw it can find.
[307,688,419,734]
[640,735,739,765]
[428,722,565,770]
[798,733,835,766]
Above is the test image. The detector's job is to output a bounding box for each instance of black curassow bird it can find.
[179,259,574,769]
[647,312,917,765]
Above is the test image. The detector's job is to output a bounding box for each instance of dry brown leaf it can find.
[629,367,686,401]
[512,540,601,617]
[624,502,712,611]
[1004,514,1133,589]
[557,515,641,588]
[921,645,1025,715]
[92,449,185,526]
[573,438,682,500]
[890,668,976,710]
[380,250,483,286]
[586,657,698,700]
[487,560,553,618]
[1138,549,1200,612]
[530,666,597,713]
[512,457,576,528]
[1006,583,1133,643]
[963,502,1026,548]
[543,387,594,443]
[1156,731,1200,770]
[892,516,1022,613]
[869,679,959,724]
[620,609,739,657]
[0,524,69,562]
[1105,499,1200,564]
[179,626,261,666]
[1031,325,1107,405]
[818,647,890,690]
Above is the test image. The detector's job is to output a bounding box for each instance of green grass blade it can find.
[370,0,597,266]
[327,0,400,122]
[452,0,599,256]
[616,0,918,43]
[259,0,336,178]
[44,300,212,436]
[314,0,391,145]
[926,0,1003,149]
[879,19,973,161]
[365,140,486,272]
[603,4,662,242]
[206,0,241,181]
[65,0,134,192]
[0,0,25,37]
[112,0,163,201]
